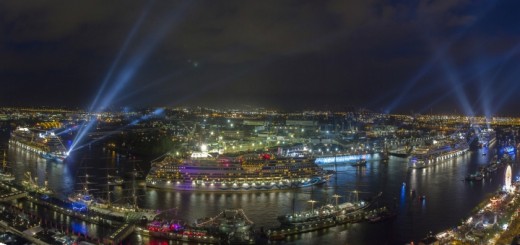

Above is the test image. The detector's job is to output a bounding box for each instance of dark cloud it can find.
[0,0,519,115]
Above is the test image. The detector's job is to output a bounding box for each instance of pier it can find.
[0,220,49,245]
[0,190,27,202]
[104,223,135,245]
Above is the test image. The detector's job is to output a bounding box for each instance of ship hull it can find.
[9,137,67,163]
[408,147,469,169]
[146,176,328,192]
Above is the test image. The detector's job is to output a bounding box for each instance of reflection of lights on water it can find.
[71,220,88,236]
[316,154,376,164]
[400,184,406,206]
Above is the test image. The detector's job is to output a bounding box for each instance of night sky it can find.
[1,1,520,115]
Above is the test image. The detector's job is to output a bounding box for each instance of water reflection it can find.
[2,137,518,244]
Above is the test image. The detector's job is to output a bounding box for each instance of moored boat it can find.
[195,209,255,244]
[409,138,469,169]
[277,192,382,226]
[465,173,484,182]
[146,152,331,191]
[351,159,367,167]
[9,127,68,163]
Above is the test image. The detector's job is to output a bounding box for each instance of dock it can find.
[268,207,388,240]
[0,190,27,202]
[104,223,135,245]
[0,220,49,245]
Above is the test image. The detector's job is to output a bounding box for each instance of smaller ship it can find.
[409,138,469,169]
[387,146,411,158]
[195,209,255,244]
[107,174,124,186]
[478,128,496,148]
[0,150,14,182]
[142,217,219,243]
[464,172,484,182]
[9,127,68,162]
[351,158,367,167]
[486,164,498,173]
[21,171,53,195]
[278,192,382,226]
[70,167,159,222]
[365,207,397,223]
[68,173,95,211]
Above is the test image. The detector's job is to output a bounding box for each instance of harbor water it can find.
[0,130,516,244]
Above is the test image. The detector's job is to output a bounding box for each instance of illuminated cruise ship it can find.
[146,152,332,191]
[408,138,469,169]
[9,127,68,162]
[478,128,496,148]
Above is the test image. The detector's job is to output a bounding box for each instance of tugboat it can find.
[464,173,484,182]
[366,207,397,223]
[351,158,367,167]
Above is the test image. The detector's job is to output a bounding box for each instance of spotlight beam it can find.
[441,58,474,116]
[70,1,193,153]
[386,1,498,113]
[89,2,153,112]
[96,0,193,112]
[73,108,165,150]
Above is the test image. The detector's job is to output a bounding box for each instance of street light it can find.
[308,200,317,213]
[332,194,341,209]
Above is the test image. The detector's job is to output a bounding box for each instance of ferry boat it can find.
[9,127,68,162]
[408,139,469,169]
[146,152,332,191]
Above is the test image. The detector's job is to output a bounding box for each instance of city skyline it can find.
[1,1,520,115]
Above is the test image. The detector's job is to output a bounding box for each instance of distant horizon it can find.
[2,104,520,118]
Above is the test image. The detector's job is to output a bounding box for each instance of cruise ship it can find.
[9,127,68,162]
[146,152,332,191]
[408,139,469,169]
[478,128,496,148]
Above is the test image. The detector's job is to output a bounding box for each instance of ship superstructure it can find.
[9,127,68,162]
[146,152,331,191]
[408,138,469,169]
